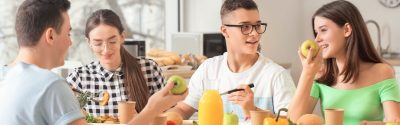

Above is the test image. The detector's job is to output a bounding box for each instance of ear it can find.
[343,23,352,37]
[220,25,229,38]
[44,28,55,45]
[121,31,126,44]
[86,38,92,48]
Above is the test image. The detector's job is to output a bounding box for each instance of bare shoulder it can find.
[370,63,395,79]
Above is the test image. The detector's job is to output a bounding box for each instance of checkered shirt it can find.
[66,57,165,117]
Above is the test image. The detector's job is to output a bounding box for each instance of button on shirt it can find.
[66,57,165,117]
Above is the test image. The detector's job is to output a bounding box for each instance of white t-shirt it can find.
[0,62,84,125]
[184,52,296,120]
[0,65,8,82]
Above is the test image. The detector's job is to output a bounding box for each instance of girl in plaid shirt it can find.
[67,9,164,117]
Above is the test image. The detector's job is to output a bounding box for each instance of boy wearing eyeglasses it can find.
[167,0,296,122]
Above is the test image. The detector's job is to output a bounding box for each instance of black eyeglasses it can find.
[224,23,267,35]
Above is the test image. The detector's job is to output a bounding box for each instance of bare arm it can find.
[288,48,322,122]
[167,102,197,119]
[128,106,160,125]
[288,70,319,121]
[383,101,400,122]
[128,81,188,125]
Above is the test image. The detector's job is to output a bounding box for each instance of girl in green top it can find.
[288,0,400,124]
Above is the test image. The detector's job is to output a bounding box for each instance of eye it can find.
[242,25,252,30]
[92,42,102,46]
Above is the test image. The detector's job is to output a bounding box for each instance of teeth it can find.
[320,44,328,48]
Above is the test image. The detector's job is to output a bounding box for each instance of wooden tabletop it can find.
[163,70,196,79]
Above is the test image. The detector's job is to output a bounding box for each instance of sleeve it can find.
[272,70,296,114]
[380,79,400,102]
[66,68,82,90]
[183,61,208,110]
[43,79,84,125]
[147,59,165,95]
[310,81,321,99]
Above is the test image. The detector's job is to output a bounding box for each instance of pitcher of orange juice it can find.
[198,90,223,125]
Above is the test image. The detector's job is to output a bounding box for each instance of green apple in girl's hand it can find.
[223,112,239,125]
[301,40,319,58]
[168,75,187,95]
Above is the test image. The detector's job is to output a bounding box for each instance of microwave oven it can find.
[168,32,226,58]
[123,39,146,57]
[203,33,226,58]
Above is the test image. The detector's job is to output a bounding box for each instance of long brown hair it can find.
[312,0,383,86]
[85,9,149,112]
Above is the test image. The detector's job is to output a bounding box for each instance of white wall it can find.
[254,0,303,83]
[181,0,222,32]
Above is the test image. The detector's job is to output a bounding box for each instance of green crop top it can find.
[311,79,400,125]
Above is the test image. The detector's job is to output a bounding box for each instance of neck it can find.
[101,59,121,71]
[227,52,259,73]
[335,52,348,73]
[16,47,54,70]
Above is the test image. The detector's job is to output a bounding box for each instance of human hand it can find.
[298,47,323,76]
[227,84,255,117]
[145,81,188,113]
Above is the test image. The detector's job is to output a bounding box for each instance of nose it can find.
[101,43,113,54]
[314,34,321,43]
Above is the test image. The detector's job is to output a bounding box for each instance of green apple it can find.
[300,40,319,58]
[223,112,239,125]
[168,75,188,95]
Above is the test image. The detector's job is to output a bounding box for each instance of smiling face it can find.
[221,8,262,55]
[88,24,124,68]
[313,16,350,59]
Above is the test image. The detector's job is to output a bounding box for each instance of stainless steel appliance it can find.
[203,33,226,58]
[123,39,146,57]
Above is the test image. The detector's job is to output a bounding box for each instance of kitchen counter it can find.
[385,58,400,66]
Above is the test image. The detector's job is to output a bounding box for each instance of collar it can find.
[93,61,123,81]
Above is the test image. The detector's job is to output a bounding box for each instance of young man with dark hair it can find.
[0,0,187,124]
[0,0,85,124]
[168,0,296,122]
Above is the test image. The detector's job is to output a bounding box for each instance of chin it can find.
[100,59,112,64]
[101,58,116,65]
[322,53,333,59]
